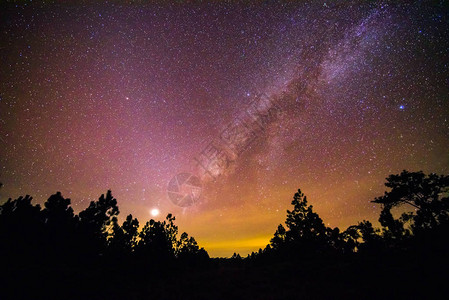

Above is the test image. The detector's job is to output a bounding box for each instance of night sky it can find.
[1,1,448,257]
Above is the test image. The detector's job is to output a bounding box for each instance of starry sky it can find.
[1,1,448,257]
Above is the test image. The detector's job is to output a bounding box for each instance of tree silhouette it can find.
[0,195,43,261]
[122,214,140,247]
[108,216,126,255]
[42,192,77,236]
[164,213,179,249]
[284,189,330,255]
[176,232,209,264]
[270,224,287,250]
[137,216,176,262]
[2,171,449,299]
[0,188,214,300]
[343,220,382,253]
[265,189,346,259]
[108,214,139,257]
[378,205,410,241]
[373,170,449,235]
[78,190,120,257]
[177,232,198,255]
[41,192,77,260]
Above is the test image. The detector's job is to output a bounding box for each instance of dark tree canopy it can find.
[79,190,119,236]
[0,195,43,259]
[108,214,140,256]
[1,170,448,300]
[0,189,208,271]
[373,170,449,235]
[268,189,344,257]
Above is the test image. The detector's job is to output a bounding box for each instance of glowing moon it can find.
[150,208,160,217]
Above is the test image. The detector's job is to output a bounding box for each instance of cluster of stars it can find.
[0,1,448,257]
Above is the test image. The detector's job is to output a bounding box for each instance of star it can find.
[0,1,447,258]
[150,208,160,217]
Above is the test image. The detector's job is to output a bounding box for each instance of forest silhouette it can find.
[1,170,448,299]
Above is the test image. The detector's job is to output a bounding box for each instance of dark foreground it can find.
[2,172,448,299]
[2,249,447,300]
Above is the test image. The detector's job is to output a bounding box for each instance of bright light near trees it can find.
[150,208,160,217]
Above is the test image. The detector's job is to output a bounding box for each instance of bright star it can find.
[150,208,160,217]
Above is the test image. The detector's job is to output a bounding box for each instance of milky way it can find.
[1,1,448,256]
